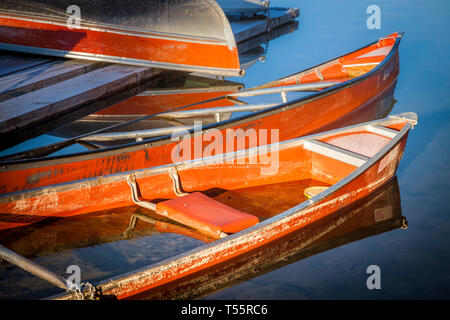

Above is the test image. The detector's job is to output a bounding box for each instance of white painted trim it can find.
[366,125,398,139]
[303,139,369,167]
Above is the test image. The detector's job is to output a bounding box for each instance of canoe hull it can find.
[0,17,241,76]
[0,0,242,76]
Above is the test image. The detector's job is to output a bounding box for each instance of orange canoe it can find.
[0,32,403,197]
[36,112,417,300]
[0,175,404,300]
[0,0,243,76]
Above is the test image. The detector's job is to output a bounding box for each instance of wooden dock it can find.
[0,58,165,135]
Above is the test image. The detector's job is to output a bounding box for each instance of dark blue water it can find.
[0,0,449,300]
[203,0,450,299]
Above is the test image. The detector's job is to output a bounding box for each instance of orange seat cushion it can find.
[156,192,259,238]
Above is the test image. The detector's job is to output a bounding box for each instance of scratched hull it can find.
[48,112,417,300]
[0,0,242,76]
[0,33,403,197]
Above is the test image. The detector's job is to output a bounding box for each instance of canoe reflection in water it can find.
[0,176,405,299]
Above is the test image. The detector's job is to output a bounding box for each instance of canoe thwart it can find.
[80,125,195,142]
[78,103,279,142]
[304,139,369,167]
[366,125,399,139]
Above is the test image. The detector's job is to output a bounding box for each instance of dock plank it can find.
[237,19,298,54]
[0,53,54,77]
[231,8,299,43]
[0,59,103,102]
[0,65,163,134]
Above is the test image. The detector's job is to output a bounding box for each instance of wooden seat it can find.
[156,192,260,238]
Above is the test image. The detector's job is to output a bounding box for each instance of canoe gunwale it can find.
[0,42,243,77]
[50,112,417,300]
[0,33,403,170]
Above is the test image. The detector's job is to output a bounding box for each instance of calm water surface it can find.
[205,0,450,300]
[0,0,449,300]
